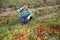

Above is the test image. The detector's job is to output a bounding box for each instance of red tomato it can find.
[40,28,45,32]
[40,35,44,40]
[16,38,20,40]
[21,36,27,40]
[56,30,60,32]
[47,26,52,30]
[16,32,20,35]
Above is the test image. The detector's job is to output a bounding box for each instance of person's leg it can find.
[20,16,32,24]
[24,15,32,21]
[28,16,32,21]
[23,16,28,24]
[20,17,25,24]
[20,16,28,24]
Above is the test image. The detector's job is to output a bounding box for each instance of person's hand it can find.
[27,16,30,20]
[23,5,25,9]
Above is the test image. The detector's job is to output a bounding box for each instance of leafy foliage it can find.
[0,0,60,40]
[0,0,60,13]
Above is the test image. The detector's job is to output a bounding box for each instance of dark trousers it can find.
[20,16,32,24]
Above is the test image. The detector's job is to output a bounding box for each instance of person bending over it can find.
[17,3,33,24]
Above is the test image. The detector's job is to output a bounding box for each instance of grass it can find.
[0,0,60,13]
[0,0,60,39]
[0,13,60,40]
[33,6,60,18]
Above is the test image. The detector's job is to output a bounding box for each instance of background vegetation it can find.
[0,0,60,13]
[0,0,60,40]
[0,11,60,40]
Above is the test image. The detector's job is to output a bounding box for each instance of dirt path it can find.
[0,5,60,18]
[40,12,59,18]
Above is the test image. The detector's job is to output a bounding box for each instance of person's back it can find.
[17,3,33,24]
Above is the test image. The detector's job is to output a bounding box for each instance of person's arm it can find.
[17,7,23,13]
[29,11,33,17]
[27,9,33,20]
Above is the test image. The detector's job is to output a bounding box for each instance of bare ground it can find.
[0,5,60,18]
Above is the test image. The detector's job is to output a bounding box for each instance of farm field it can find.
[0,10,60,40]
[0,0,60,40]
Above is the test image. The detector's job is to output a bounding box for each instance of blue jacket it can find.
[17,7,33,17]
